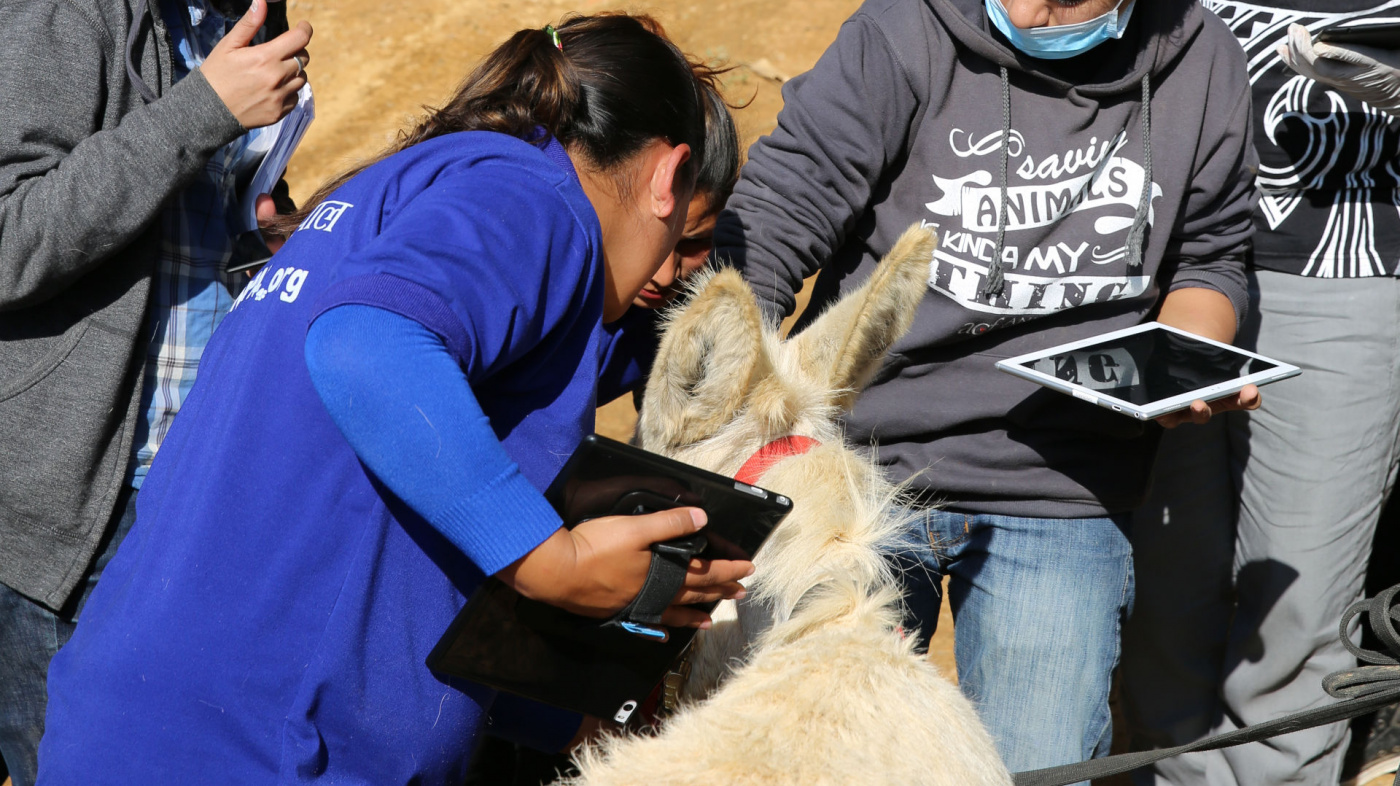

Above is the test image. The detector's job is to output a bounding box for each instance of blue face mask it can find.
[986,0,1136,60]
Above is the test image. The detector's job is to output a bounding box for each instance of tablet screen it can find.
[1016,327,1279,406]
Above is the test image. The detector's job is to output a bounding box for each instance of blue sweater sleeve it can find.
[305,304,563,575]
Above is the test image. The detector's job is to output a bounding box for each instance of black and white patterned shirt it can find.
[1208,0,1400,277]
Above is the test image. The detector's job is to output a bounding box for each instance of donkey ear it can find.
[791,224,935,411]
[639,268,771,452]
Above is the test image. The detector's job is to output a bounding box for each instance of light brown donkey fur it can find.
[564,225,1011,786]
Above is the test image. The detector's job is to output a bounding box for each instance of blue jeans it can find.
[0,486,136,786]
[895,508,1134,782]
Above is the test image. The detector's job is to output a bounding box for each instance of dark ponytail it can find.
[270,14,708,238]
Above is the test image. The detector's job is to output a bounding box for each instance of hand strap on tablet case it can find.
[604,532,708,642]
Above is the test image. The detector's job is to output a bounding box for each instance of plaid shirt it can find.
[129,0,268,487]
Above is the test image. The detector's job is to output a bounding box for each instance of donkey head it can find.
[637,223,935,470]
[634,224,935,692]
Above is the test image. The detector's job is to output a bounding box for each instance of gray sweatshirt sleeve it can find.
[1162,36,1258,329]
[715,12,923,319]
[0,0,246,312]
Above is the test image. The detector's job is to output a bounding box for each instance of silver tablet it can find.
[995,322,1301,421]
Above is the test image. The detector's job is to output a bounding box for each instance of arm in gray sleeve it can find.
[1163,76,1258,330]
[714,13,923,319]
[0,1,245,311]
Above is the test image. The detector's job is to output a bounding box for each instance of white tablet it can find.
[995,322,1301,421]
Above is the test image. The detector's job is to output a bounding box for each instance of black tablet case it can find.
[426,435,792,724]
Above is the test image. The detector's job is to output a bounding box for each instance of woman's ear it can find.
[648,142,691,220]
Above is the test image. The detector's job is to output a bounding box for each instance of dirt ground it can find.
[282,0,851,202]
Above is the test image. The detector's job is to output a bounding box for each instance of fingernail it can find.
[733,589,747,600]
[698,619,712,630]
[744,565,756,578]
[689,508,707,530]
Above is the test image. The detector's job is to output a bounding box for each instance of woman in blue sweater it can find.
[37,14,751,784]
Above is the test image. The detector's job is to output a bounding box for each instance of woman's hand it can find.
[201,0,312,129]
[497,507,754,629]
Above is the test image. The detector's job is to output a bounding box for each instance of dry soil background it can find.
[283,0,838,201]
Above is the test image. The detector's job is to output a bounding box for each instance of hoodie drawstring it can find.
[980,70,1154,301]
[1124,74,1153,277]
[981,66,1014,300]
[126,0,159,104]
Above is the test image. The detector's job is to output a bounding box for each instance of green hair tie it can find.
[544,24,563,52]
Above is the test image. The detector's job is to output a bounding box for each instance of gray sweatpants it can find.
[1123,269,1400,785]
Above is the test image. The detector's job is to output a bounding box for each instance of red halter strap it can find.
[734,435,821,486]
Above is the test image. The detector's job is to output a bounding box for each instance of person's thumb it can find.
[631,507,706,549]
[217,0,266,51]
[1238,384,1262,411]
[254,193,277,224]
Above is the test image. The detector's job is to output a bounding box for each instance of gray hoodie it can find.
[0,0,244,608]
[718,0,1257,517]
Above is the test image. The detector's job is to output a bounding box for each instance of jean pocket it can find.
[925,511,970,559]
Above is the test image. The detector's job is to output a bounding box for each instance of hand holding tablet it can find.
[498,505,749,630]
[428,435,793,726]
[995,323,1299,423]
[1154,383,1261,429]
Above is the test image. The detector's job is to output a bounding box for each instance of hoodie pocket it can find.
[0,320,138,528]
[0,321,88,401]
